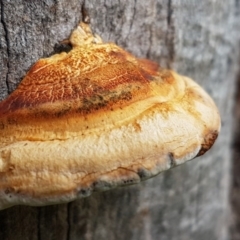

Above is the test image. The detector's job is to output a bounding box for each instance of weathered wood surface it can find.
[0,1,239,240]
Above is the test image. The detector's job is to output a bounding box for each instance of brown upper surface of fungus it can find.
[0,22,220,209]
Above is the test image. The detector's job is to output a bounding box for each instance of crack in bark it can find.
[167,0,172,26]
[146,23,153,59]
[166,0,175,68]
[0,0,10,94]
[81,0,89,23]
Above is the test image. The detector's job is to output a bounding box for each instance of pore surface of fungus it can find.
[0,23,220,209]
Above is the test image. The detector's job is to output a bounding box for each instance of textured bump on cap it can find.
[0,22,221,209]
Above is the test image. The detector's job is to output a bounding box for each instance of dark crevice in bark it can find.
[167,0,172,25]
[0,0,10,94]
[82,0,90,23]
[146,27,152,59]
[230,51,240,240]
[166,0,175,68]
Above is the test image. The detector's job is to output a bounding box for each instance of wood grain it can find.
[0,0,239,239]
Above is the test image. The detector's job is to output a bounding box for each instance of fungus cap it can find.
[0,23,220,209]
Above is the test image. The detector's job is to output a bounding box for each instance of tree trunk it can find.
[0,1,239,240]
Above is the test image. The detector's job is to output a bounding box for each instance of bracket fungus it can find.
[0,22,220,209]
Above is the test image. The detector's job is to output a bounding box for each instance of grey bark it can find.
[0,1,239,240]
